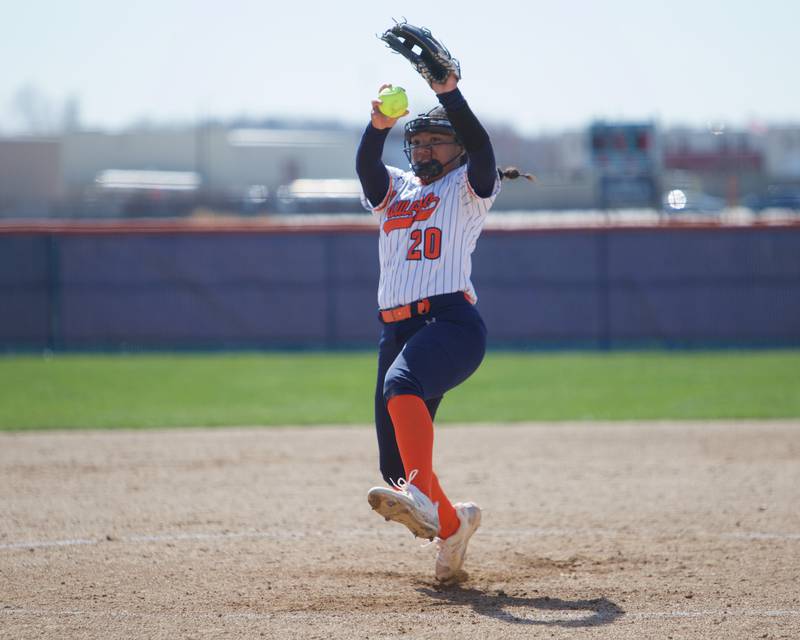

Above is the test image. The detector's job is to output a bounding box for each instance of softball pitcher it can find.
[356,24,530,581]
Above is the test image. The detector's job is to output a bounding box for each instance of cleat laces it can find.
[389,469,440,539]
[390,468,418,493]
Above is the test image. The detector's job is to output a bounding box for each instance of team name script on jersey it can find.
[383,192,441,234]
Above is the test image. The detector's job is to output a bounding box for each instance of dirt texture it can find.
[1,421,799,639]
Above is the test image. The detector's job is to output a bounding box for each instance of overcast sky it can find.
[1,0,797,134]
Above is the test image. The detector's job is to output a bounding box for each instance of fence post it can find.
[597,229,611,350]
[45,234,62,352]
[324,234,337,348]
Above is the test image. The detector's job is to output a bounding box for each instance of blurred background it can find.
[2,1,799,351]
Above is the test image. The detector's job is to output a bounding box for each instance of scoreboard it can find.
[589,122,659,209]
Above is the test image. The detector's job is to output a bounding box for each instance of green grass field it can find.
[0,351,798,431]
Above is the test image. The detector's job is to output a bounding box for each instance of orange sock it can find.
[431,472,460,539]
[386,394,433,495]
[386,394,460,539]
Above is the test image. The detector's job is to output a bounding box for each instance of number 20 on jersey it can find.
[406,227,442,260]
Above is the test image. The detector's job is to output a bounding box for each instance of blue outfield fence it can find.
[1,220,799,351]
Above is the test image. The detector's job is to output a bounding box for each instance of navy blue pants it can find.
[374,292,487,485]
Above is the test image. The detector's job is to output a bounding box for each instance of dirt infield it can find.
[1,421,799,639]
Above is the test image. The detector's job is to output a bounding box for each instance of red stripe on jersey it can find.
[374,175,396,213]
[383,193,441,234]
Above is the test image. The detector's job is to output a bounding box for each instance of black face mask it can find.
[409,149,464,182]
[411,159,445,181]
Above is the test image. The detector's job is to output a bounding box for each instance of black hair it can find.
[497,167,536,181]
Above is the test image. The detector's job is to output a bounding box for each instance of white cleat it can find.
[367,470,440,540]
[435,502,481,582]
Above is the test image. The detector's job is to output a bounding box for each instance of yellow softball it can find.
[378,86,409,119]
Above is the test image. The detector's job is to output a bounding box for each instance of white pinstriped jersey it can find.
[362,164,501,309]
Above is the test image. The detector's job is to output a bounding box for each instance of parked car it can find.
[742,186,800,211]
[662,189,725,214]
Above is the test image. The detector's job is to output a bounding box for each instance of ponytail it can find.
[497,166,535,182]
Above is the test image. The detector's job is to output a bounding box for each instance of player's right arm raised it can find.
[356,85,407,209]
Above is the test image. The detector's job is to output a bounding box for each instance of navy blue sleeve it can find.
[355,123,391,208]
[437,88,497,198]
